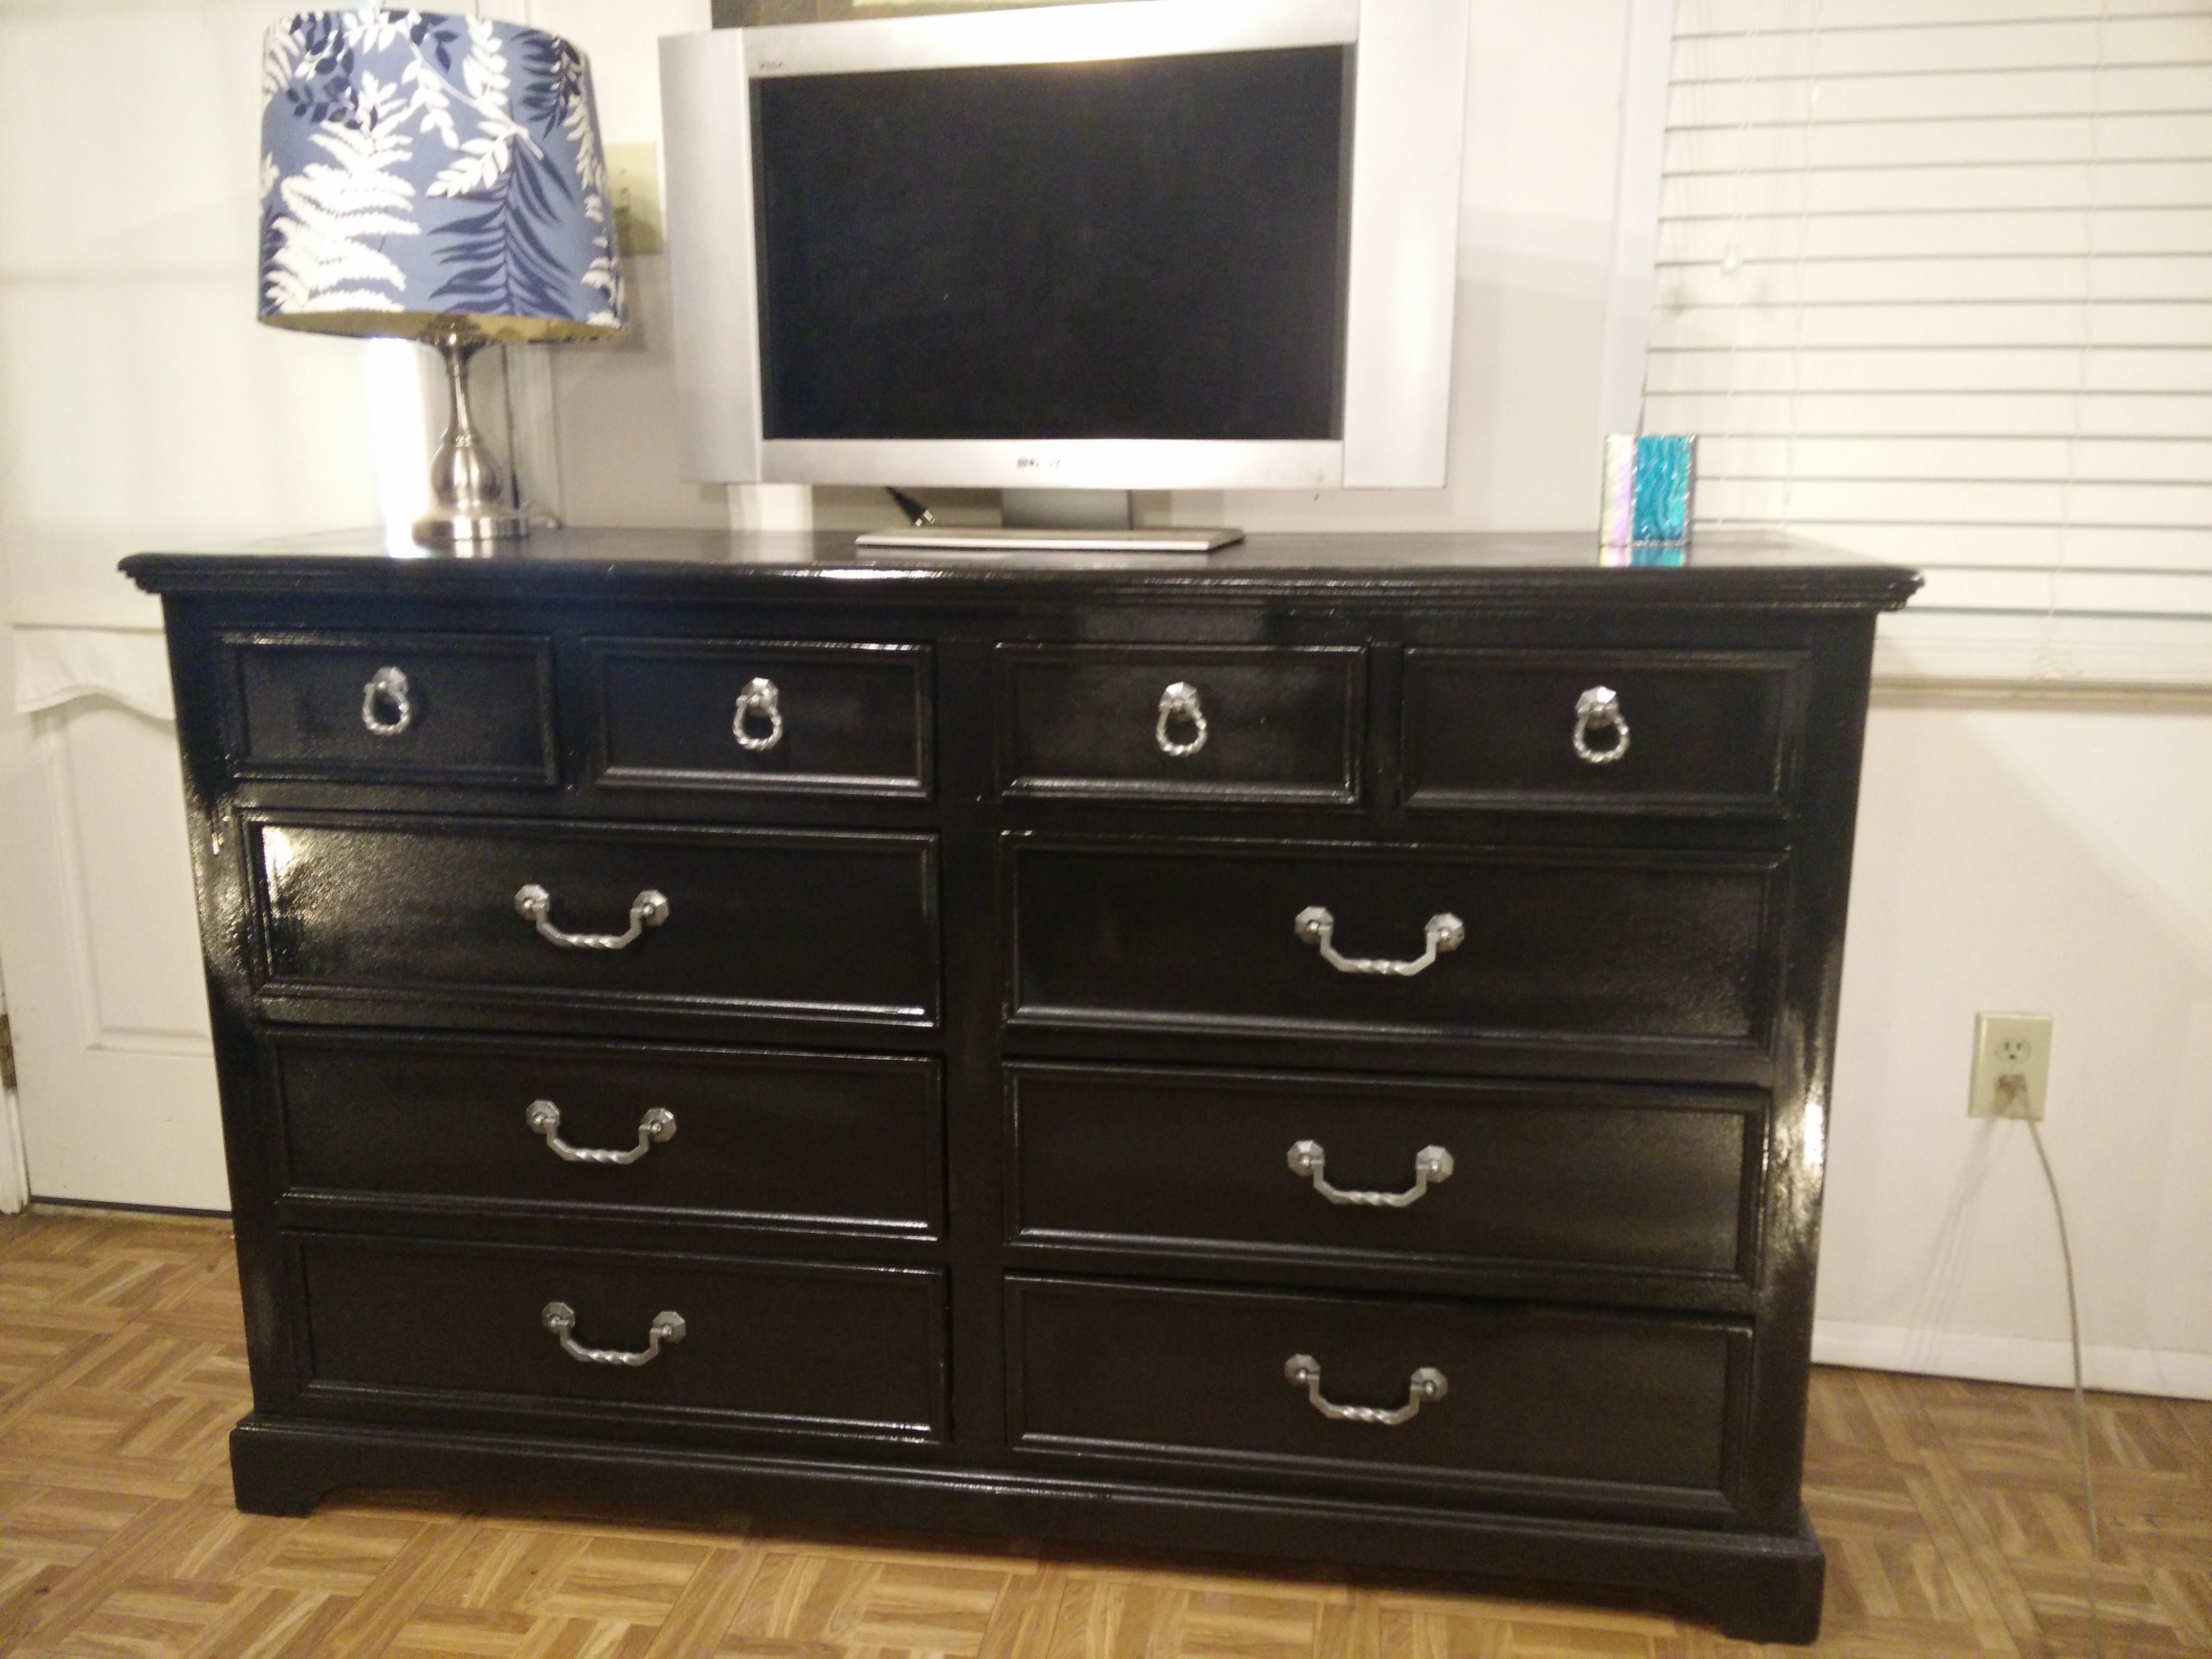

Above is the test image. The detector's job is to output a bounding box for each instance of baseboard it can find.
[1813,1319,2212,1401]
[27,1196,231,1222]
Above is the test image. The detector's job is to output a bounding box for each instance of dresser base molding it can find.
[229,1415,1827,1643]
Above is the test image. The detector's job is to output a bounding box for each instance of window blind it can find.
[1643,0,2212,683]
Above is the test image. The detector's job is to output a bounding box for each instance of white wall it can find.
[0,1,383,631]
[1819,697,2212,1397]
[524,0,730,531]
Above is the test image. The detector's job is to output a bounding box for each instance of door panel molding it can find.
[41,707,215,1055]
[0,688,227,1209]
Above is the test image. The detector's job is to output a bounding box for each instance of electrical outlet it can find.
[1969,1012,2052,1120]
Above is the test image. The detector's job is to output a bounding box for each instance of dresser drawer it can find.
[274,1035,941,1235]
[1009,1278,1745,1513]
[588,638,930,797]
[1009,1064,1754,1283]
[1402,649,1804,812]
[297,1235,946,1441]
[1008,838,1781,1051]
[998,645,1362,803]
[251,816,937,1025]
[223,631,557,785]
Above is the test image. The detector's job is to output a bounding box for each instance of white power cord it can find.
[2025,1118,2102,1659]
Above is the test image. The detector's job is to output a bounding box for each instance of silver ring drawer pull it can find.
[360,666,414,738]
[1284,1355,1447,1427]
[732,677,785,752]
[526,1101,676,1166]
[514,884,670,950]
[1287,1140,1453,1208]
[541,1301,685,1367]
[1572,684,1630,764]
[1155,681,1208,758]
[1295,907,1464,977]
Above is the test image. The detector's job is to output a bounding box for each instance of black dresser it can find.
[127,530,1916,1643]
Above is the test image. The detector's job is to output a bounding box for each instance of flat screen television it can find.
[660,0,1468,548]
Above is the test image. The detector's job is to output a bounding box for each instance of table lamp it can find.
[258,10,627,551]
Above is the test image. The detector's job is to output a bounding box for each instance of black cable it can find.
[886,488,935,527]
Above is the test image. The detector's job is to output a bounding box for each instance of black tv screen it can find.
[751,46,1353,443]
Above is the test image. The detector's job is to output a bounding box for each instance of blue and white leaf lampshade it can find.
[258,9,626,343]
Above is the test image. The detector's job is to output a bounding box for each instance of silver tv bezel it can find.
[658,0,1469,492]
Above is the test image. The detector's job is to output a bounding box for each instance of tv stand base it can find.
[854,523,1241,554]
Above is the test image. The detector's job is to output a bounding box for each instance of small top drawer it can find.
[588,639,930,797]
[999,645,1363,805]
[1402,649,1804,812]
[224,631,556,785]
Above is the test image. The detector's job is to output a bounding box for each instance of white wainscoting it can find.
[41,702,212,1057]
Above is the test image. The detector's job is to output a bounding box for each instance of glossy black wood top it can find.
[125,527,1921,611]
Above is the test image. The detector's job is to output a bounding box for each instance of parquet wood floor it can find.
[1,1210,2204,1658]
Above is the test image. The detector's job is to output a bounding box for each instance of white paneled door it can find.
[0,633,227,1211]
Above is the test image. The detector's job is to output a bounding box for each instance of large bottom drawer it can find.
[295,1235,947,1443]
[1008,1277,1747,1516]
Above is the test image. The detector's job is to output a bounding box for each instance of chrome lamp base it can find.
[412,334,531,554]
[412,501,531,553]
